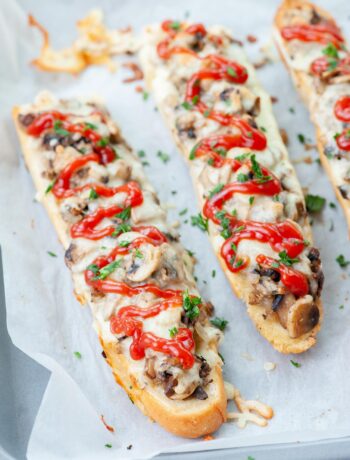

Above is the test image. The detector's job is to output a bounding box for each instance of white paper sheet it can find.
[1,0,350,458]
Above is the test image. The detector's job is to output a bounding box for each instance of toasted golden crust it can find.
[12,102,227,438]
[274,0,350,236]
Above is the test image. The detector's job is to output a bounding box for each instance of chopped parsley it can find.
[278,250,299,267]
[74,351,82,359]
[227,66,237,78]
[203,109,211,118]
[87,264,99,275]
[97,137,108,147]
[189,141,200,160]
[169,326,178,338]
[84,122,98,130]
[289,107,295,114]
[115,206,131,221]
[118,240,130,247]
[186,249,195,257]
[233,225,245,233]
[210,316,228,331]
[233,259,244,269]
[218,352,225,364]
[249,196,255,205]
[53,120,69,136]
[179,208,188,216]
[192,95,199,105]
[305,194,326,213]
[157,150,170,163]
[235,152,251,162]
[182,291,201,320]
[329,202,337,209]
[89,188,99,200]
[212,269,216,278]
[134,249,143,259]
[182,101,192,110]
[137,150,146,158]
[45,181,54,194]
[105,444,112,449]
[142,91,149,101]
[336,254,350,268]
[169,20,181,30]
[250,154,271,182]
[237,173,249,182]
[47,251,57,258]
[191,213,208,232]
[87,261,121,280]
[322,42,339,59]
[208,183,224,198]
[112,222,132,235]
[290,360,301,368]
[297,133,305,144]
[215,210,232,239]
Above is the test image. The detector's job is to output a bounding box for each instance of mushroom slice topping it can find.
[286,295,320,338]
[125,241,162,282]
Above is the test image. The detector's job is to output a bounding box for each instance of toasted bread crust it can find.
[274,0,350,236]
[12,100,227,438]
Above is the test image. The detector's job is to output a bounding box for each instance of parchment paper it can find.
[1,0,350,458]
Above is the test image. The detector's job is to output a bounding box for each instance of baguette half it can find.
[274,0,350,234]
[13,91,227,438]
[140,20,323,353]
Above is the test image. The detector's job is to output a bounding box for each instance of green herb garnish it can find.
[89,188,99,200]
[54,120,69,136]
[278,250,299,267]
[96,260,121,280]
[191,213,208,232]
[322,42,339,59]
[182,291,201,320]
[210,316,228,331]
[116,206,131,221]
[336,254,350,268]
[208,184,224,198]
[169,326,178,338]
[305,194,326,213]
[157,150,170,163]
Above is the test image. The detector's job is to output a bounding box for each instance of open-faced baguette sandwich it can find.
[139,20,324,353]
[13,91,228,438]
[274,0,350,233]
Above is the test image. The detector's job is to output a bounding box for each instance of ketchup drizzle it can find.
[158,20,309,297]
[24,110,196,369]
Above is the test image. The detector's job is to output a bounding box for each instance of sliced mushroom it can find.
[286,295,320,338]
[145,356,156,379]
[125,244,162,282]
[275,293,296,328]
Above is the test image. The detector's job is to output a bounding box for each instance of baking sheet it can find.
[1,0,350,458]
